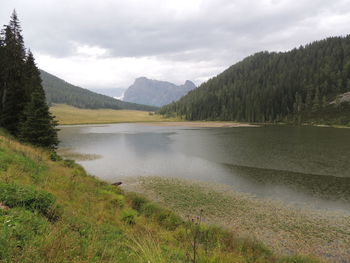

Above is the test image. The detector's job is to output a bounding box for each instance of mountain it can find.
[123,77,196,107]
[159,35,350,125]
[40,70,158,111]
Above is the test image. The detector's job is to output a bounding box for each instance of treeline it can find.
[159,35,350,124]
[41,70,158,111]
[0,11,58,148]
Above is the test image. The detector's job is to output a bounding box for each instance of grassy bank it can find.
[50,104,350,129]
[50,104,179,125]
[123,177,350,263]
[0,130,325,262]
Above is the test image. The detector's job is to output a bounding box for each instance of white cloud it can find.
[1,0,350,89]
[36,53,222,88]
[75,44,108,58]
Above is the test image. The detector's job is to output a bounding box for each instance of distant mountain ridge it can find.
[40,70,158,111]
[123,77,196,107]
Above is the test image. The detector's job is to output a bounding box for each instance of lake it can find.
[58,123,350,212]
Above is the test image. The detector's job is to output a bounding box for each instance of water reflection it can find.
[58,124,350,212]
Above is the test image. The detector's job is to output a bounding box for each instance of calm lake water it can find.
[58,124,350,212]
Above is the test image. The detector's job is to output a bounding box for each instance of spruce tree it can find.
[23,50,42,104]
[0,10,59,149]
[0,10,27,135]
[19,88,59,149]
[19,51,59,149]
[0,32,4,116]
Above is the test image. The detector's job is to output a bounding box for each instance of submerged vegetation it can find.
[124,176,350,263]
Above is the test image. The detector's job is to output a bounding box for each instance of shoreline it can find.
[51,104,350,128]
[139,121,259,128]
[56,120,350,129]
[55,119,349,129]
[121,176,350,263]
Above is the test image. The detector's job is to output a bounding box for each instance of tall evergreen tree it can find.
[18,50,59,149]
[0,31,5,115]
[23,50,41,103]
[0,10,59,149]
[0,10,27,135]
[19,88,59,149]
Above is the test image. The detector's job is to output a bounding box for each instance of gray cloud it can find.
[1,0,350,88]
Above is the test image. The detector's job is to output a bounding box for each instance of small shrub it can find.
[140,203,162,217]
[200,225,229,250]
[0,208,48,259]
[238,238,274,262]
[121,209,137,225]
[157,210,183,230]
[97,224,124,242]
[174,226,188,242]
[98,189,125,208]
[111,194,125,208]
[72,166,87,177]
[127,193,148,211]
[62,159,75,168]
[278,255,321,263]
[0,183,61,221]
[0,151,12,172]
[49,150,61,161]
[66,216,92,238]
[46,204,63,222]
[0,231,9,261]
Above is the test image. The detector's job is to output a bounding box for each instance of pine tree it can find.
[0,10,59,149]
[23,50,42,103]
[19,51,59,149]
[19,88,59,149]
[0,10,27,135]
[312,87,320,112]
[0,32,5,115]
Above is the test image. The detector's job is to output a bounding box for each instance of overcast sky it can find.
[1,0,350,89]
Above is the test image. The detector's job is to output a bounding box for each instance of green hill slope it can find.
[159,35,350,125]
[40,70,158,111]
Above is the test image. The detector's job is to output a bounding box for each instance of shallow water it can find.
[58,124,350,212]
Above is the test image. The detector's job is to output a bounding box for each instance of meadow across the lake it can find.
[50,104,258,127]
[50,104,179,125]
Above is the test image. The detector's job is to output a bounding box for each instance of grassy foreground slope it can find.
[50,104,178,125]
[0,130,322,263]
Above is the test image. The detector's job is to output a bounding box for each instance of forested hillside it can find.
[159,36,350,125]
[41,70,158,111]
